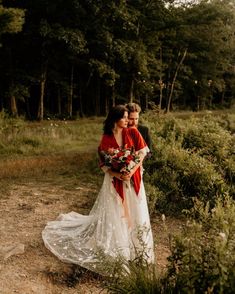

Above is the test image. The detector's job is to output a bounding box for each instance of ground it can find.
[0,153,183,294]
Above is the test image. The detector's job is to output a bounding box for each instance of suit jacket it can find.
[138,124,152,151]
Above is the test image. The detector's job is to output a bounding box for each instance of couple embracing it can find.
[42,104,154,276]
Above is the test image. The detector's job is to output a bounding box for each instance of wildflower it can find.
[219,232,226,240]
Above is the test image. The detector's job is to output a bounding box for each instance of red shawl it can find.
[98,127,147,201]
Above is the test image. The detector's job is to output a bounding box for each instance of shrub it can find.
[143,113,234,213]
[167,195,235,293]
[145,144,227,212]
[105,196,235,294]
[145,182,165,216]
[182,117,233,164]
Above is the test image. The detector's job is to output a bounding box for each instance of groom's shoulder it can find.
[138,124,149,133]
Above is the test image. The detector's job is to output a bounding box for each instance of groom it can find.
[125,102,152,155]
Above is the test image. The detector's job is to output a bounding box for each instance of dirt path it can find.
[0,157,183,294]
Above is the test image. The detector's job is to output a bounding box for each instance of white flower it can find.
[219,232,226,240]
[161,214,166,222]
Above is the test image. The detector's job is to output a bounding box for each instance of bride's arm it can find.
[101,166,123,180]
[121,146,148,181]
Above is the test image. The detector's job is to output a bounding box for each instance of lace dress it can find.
[42,128,154,276]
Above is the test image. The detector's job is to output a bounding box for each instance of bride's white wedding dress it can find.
[42,137,154,276]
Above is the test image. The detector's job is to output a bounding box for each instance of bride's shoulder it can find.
[126,127,140,137]
[99,133,114,148]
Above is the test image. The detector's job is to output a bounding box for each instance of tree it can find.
[0,0,234,118]
[0,0,24,115]
[0,1,24,36]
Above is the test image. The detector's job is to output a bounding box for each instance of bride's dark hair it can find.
[103,105,128,135]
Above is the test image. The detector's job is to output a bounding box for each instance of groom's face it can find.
[128,112,139,128]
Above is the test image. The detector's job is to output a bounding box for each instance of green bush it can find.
[105,196,235,294]
[167,195,235,293]
[143,113,234,213]
[145,182,165,216]
[145,144,227,213]
[182,117,233,164]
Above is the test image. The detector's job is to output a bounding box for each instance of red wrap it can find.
[98,127,147,201]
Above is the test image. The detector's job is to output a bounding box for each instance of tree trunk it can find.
[197,95,200,111]
[37,62,47,120]
[7,47,18,117]
[159,47,163,110]
[57,87,61,116]
[166,48,188,113]
[10,94,18,117]
[208,94,212,109]
[221,91,225,105]
[104,86,109,115]
[94,76,100,116]
[68,65,74,117]
[0,95,3,111]
[129,77,134,103]
[25,96,31,119]
[159,81,164,111]
[78,74,84,117]
[111,85,115,107]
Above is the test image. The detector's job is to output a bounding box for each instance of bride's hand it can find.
[120,174,130,181]
[108,169,124,181]
[108,169,136,181]
[120,171,134,181]
[121,163,140,180]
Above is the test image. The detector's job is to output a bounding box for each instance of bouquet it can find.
[101,144,140,175]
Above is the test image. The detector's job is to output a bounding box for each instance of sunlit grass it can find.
[0,116,104,157]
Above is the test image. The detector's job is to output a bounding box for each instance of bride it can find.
[42,105,154,276]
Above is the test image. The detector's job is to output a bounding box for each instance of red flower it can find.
[101,146,140,174]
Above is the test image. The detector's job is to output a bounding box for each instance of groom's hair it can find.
[125,102,141,114]
[103,105,128,135]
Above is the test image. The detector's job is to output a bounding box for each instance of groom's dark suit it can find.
[137,124,152,152]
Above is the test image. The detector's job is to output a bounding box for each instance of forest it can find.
[0,0,235,120]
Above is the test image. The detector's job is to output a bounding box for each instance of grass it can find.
[0,117,104,158]
[1,110,234,159]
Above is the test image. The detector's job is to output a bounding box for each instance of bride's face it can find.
[115,111,129,129]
